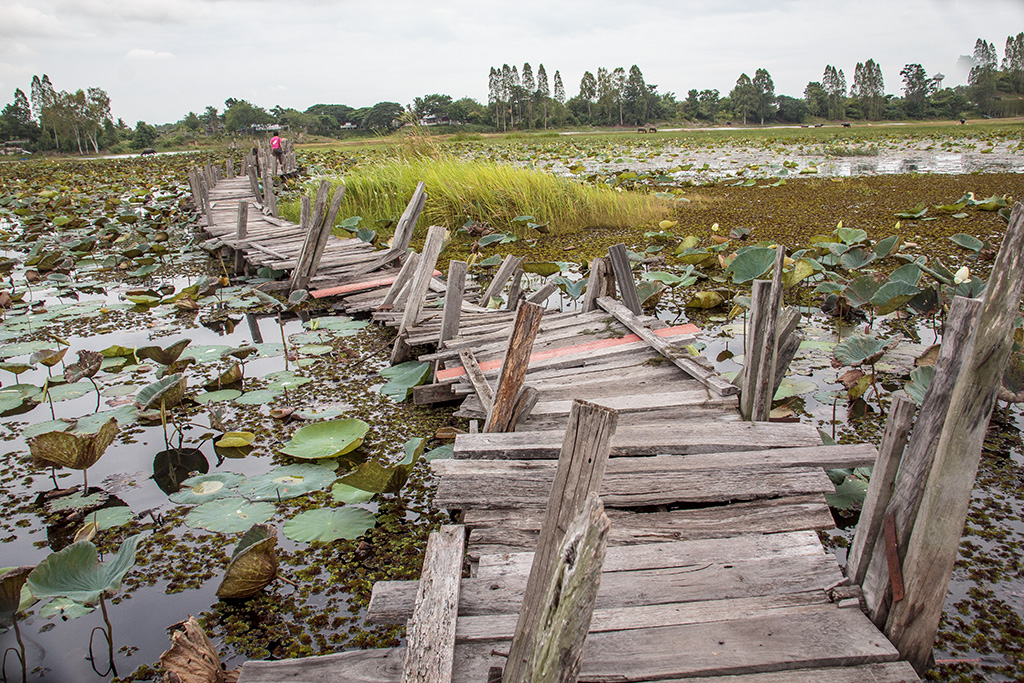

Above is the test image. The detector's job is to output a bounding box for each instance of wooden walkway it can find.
[197,171,923,683]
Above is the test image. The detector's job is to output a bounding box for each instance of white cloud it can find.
[0,4,73,39]
[125,49,176,61]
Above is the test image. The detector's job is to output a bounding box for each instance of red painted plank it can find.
[435,323,701,381]
[311,270,442,298]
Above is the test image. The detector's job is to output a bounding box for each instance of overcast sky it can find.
[1,0,1022,125]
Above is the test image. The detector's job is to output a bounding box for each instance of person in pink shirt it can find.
[270,132,284,169]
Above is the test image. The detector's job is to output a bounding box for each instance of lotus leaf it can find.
[949,233,983,253]
[973,194,1007,211]
[782,258,817,289]
[136,374,186,409]
[0,340,53,358]
[873,235,900,259]
[216,524,278,599]
[870,280,921,316]
[47,492,108,513]
[826,476,869,512]
[170,472,244,504]
[85,506,135,531]
[0,392,24,413]
[636,280,665,309]
[840,248,876,271]
[725,247,776,284]
[298,344,333,356]
[215,432,255,448]
[0,361,32,375]
[27,535,140,604]
[843,275,883,308]
[833,334,896,368]
[265,370,312,391]
[905,366,935,405]
[478,254,502,267]
[641,271,685,286]
[39,597,95,620]
[773,379,818,400]
[184,499,275,533]
[522,262,562,277]
[341,438,422,494]
[424,444,454,461]
[380,361,431,401]
[194,389,242,405]
[30,348,68,367]
[331,482,375,504]
[180,345,233,363]
[136,339,191,365]
[0,567,34,624]
[234,388,284,405]
[834,227,868,245]
[551,276,587,300]
[294,404,352,421]
[894,203,928,220]
[282,507,376,543]
[686,291,725,309]
[238,464,335,501]
[45,381,95,402]
[29,418,118,471]
[280,419,369,460]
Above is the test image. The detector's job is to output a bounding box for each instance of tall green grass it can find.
[306,155,671,237]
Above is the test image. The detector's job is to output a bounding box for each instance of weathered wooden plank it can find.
[647,662,920,683]
[238,647,403,682]
[478,254,523,305]
[751,246,786,420]
[402,525,465,683]
[458,349,493,415]
[453,422,824,459]
[608,243,642,315]
[582,256,615,313]
[439,260,468,343]
[233,199,248,274]
[740,280,772,420]
[456,389,735,422]
[483,302,545,432]
[391,226,447,364]
[463,495,835,555]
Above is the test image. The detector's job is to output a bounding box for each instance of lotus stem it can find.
[278,312,289,371]
[275,574,298,588]
[2,618,27,683]
[86,595,117,678]
[89,377,100,412]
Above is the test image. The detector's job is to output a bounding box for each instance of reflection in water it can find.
[152,448,209,495]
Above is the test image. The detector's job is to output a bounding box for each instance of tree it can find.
[510,65,522,125]
[131,121,157,149]
[684,89,700,119]
[536,64,550,128]
[200,106,220,133]
[823,65,846,119]
[697,89,720,121]
[1003,32,1024,93]
[521,63,535,127]
[413,93,453,120]
[0,89,41,144]
[182,111,201,132]
[753,68,776,124]
[578,71,597,120]
[596,67,614,124]
[223,99,273,132]
[612,67,627,125]
[624,64,651,124]
[730,73,757,124]
[553,71,565,105]
[803,81,828,118]
[361,101,404,131]
[901,63,931,118]
[776,95,809,123]
[500,64,513,130]
[852,59,885,120]
[969,38,999,115]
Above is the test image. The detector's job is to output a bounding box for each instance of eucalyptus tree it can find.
[522,63,535,127]
[578,71,597,120]
[1004,32,1024,93]
[553,70,565,125]
[510,65,522,125]
[596,67,614,124]
[803,81,828,118]
[753,68,776,124]
[612,67,627,125]
[536,63,550,128]
[900,63,931,118]
[730,73,757,124]
[501,64,513,130]
[822,65,847,119]
[852,59,885,120]
[625,65,651,123]
[969,38,999,115]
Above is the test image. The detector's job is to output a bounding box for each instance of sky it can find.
[1,0,1022,125]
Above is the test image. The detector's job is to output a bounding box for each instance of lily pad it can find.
[45,381,95,403]
[725,247,777,284]
[216,524,278,599]
[39,596,96,620]
[280,419,369,460]
[27,535,140,604]
[331,482,375,504]
[826,476,870,512]
[340,438,423,494]
[47,492,108,513]
[84,506,135,531]
[184,499,275,533]
[380,361,431,402]
[833,334,896,368]
[237,464,336,501]
[281,507,376,543]
[234,388,284,405]
[194,389,243,405]
[136,374,186,409]
[265,370,312,391]
[215,432,255,449]
[905,366,935,405]
[170,472,244,504]
[29,418,118,471]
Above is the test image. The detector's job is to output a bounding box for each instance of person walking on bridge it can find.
[270,131,285,172]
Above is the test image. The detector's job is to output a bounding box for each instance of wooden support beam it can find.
[233,200,248,275]
[300,195,311,230]
[379,253,419,309]
[248,167,260,201]
[458,349,494,414]
[739,280,772,419]
[846,394,916,586]
[505,267,525,310]
[751,246,786,421]
[607,244,642,315]
[885,203,1024,672]
[527,282,558,306]
[261,168,277,217]
[439,261,468,344]
[391,226,447,364]
[502,400,619,683]
[401,525,465,683]
[596,297,736,396]
[582,256,615,313]
[350,183,427,277]
[225,156,234,179]
[509,385,540,429]
[478,254,523,306]
[483,302,545,432]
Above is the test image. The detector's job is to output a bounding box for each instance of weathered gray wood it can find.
[505,267,525,311]
[752,247,785,420]
[527,282,559,305]
[886,202,1024,672]
[261,168,277,217]
[511,493,609,683]
[458,349,493,415]
[740,280,772,419]
[238,647,404,682]
[861,296,982,626]
[379,252,419,310]
[233,199,248,274]
[483,302,544,432]
[300,194,311,229]
[454,421,823,459]
[350,183,427,276]
[289,180,331,291]
[391,226,447,364]
[439,261,468,344]
[503,400,618,681]
[644,662,920,682]
[509,385,539,428]
[247,167,259,201]
[402,525,465,683]
[582,256,615,313]
[225,156,234,179]
[846,394,916,586]
[608,243,642,315]
[477,254,523,306]
[305,184,347,284]
[597,297,738,396]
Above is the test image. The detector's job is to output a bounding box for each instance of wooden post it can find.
[885,203,1024,672]
[390,226,447,364]
[304,185,346,285]
[349,183,427,276]
[458,349,494,414]
[261,168,277,217]
[582,256,615,313]
[379,253,420,310]
[483,301,544,433]
[198,176,212,227]
[290,181,330,292]
[226,156,234,179]
[527,282,559,306]
[751,246,786,421]
[860,296,982,625]
[846,394,916,585]
[739,280,772,420]
[248,167,260,201]
[401,525,465,683]
[478,254,523,306]
[771,307,803,397]
[439,260,467,344]
[502,400,618,683]
[505,267,525,310]
[607,243,642,315]
[233,200,248,275]
[300,195,311,230]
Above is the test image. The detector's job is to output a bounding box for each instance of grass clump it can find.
[309,155,671,237]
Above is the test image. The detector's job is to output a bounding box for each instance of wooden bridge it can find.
[186,163,1024,683]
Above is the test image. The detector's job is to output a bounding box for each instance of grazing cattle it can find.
[648,127,657,133]
[638,128,647,133]
[141,148,156,155]
[842,122,851,128]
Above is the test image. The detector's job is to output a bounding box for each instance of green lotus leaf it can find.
[280,419,369,460]
[826,475,870,512]
[641,271,685,286]
[870,280,921,316]
[180,345,233,363]
[136,339,191,365]
[341,438,422,494]
[840,248,876,271]
[27,535,140,604]
[477,254,502,266]
[781,258,817,289]
[305,316,369,333]
[282,507,376,544]
[170,472,244,504]
[424,444,454,461]
[686,291,725,309]
[30,347,68,367]
[298,344,333,357]
[222,345,259,361]
[294,404,351,421]
[45,381,95,402]
[234,389,284,405]
[379,361,431,402]
[889,263,922,286]
[843,275,882,309]
[194,389,242,405]
[237,464,336,501]
[873,235,900,258]
[265,370,312,391]
[39,596,95,620]
[136,374,186,409]
[834,227,868,245]
[948,233,983,253]
[637,280,666,309]
[0,340,53,359]
[215,432,255,448]
[0,391,26,413]
[84,506,135,531]
[216,524,278,599]
[894,202,928,220]
[29,418,118,471]
[0,361,32,375]
[184,499,275,533]
[522,262,563,277]
[773,379,818,400]
[355,227,376,244]
[47,491,108,513]
[331,482,375,504]
[1,566,34,625]
[205,363,243,390]
[725,246,776,284]
[905,366,935,405]
[833,334,894,368]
